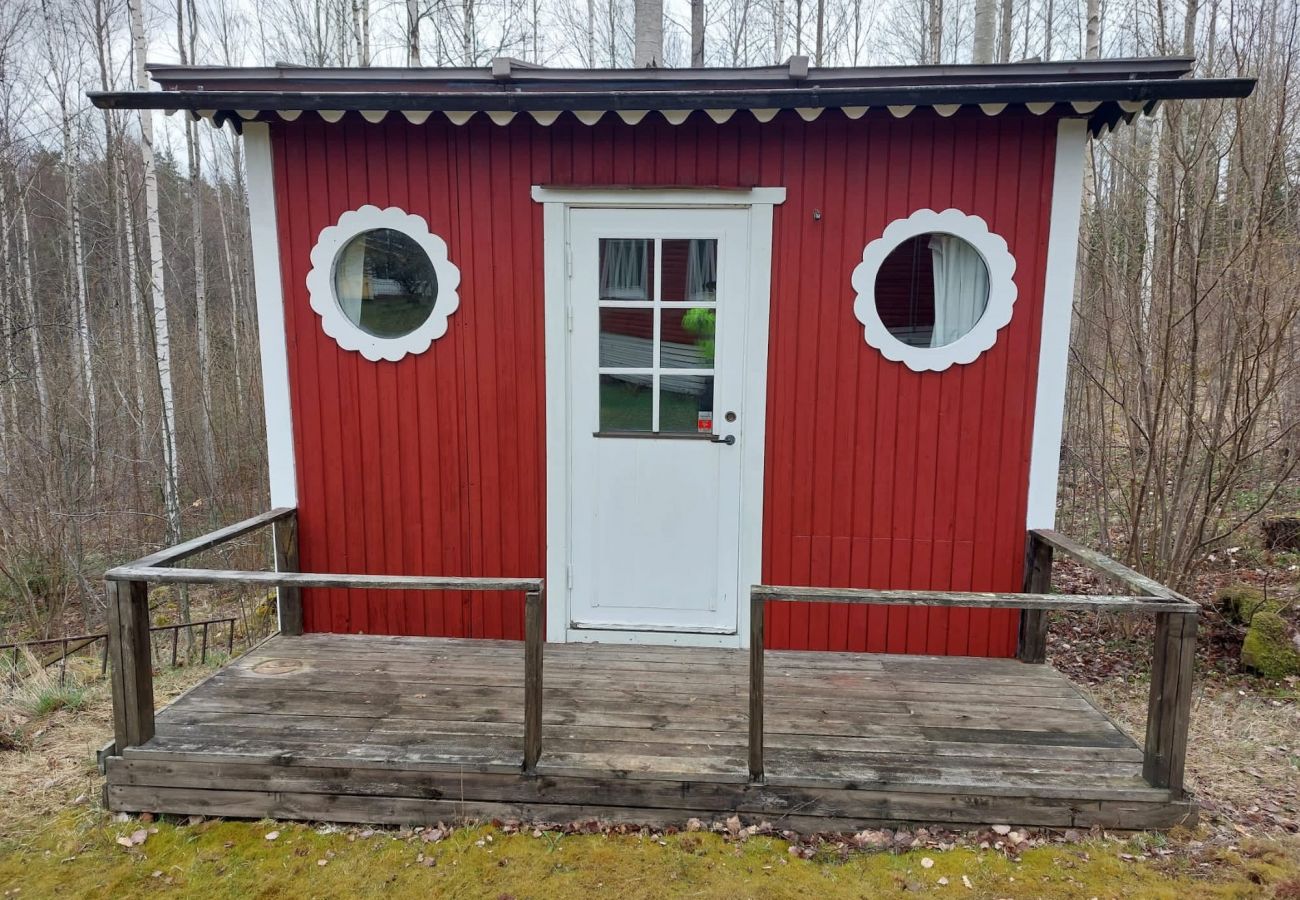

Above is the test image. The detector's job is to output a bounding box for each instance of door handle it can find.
[710,434,736,445]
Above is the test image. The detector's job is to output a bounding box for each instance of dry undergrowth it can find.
[1088,678,1300,835]
[0,660,215,834]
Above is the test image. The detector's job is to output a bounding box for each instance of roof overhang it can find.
[87,56,1256,137]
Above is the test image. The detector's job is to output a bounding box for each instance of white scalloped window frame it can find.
[850,208,1017,372]
[306,205,461,362]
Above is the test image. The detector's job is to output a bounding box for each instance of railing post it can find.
[1143,609,1197,795]
[523,587,544,774]
[748,590,765,783]
[1018,531,1053,663]
[273,512,303,636]
[107,579,154,753]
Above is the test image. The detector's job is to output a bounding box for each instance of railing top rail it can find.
[1029,529,1191,604]
[106,566,545,593]
[120,507,297,571]
[750,585,1199,615]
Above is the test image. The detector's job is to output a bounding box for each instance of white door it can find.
[567,207,751,637]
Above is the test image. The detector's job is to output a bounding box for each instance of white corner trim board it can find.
[243,123,298,510]
[305,205,461,362]
[851,208,1018,372]
[1026,118,1088,530]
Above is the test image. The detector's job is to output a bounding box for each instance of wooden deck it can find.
[103,633,1195,830]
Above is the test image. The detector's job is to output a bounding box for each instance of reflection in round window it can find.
[333,228,439,339]
[873,232,990,348]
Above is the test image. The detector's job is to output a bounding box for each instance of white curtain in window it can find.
[928,235,989,347]
[685,239,717,301]
[335,237,369,324]
[600,240,649,299]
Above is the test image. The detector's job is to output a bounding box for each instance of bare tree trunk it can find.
[119,160,148,426]
[129,0,187,626]
[179,0,217,501]
[997,0,1012,61]
[973,0,995,61]
[213,138,246,414]
[462,0,475,63]
[40,0,98,485]
[585,0,595,65]
[691,0,705,64]
[532,0,541,61]
[64,114,97,487]
[1085,0,1100,58]
[814,0,824,64]
[0,166,13,462]
[407,0,421,64]
[633,0,664,66]
[928,0,942,62]
[774,0,786,60]
[17,198,50,449]
[361,0,370,64]
[1042,0,1054,59]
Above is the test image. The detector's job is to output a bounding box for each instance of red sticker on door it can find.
[697,411,713,434]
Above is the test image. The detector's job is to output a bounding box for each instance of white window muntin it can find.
[305,204,461,362]
[851,208,1018,372]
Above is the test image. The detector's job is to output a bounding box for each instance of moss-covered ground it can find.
[1,811,1298,899]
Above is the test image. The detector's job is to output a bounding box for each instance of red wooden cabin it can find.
[89,59,1251,829]
[103,56,1247,656]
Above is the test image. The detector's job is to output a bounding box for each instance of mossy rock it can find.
[1217,583,1287,625]
[1240,611,1300,679]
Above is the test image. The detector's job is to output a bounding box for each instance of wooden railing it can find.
[103,508,546,774]
[2,616,237,687]
[748,528,1200,797]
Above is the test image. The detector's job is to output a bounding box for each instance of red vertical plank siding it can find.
[269,109,1057,656]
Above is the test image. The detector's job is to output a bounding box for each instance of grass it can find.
[1,813,1298,899]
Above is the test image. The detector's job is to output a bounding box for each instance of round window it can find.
[306,205,461,362]
[873,233,990,349]
[851,208,1017,372]
[334,228,439,338]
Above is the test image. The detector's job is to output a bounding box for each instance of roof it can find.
[87,56,1255,136]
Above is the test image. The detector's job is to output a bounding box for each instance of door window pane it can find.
[600,373,654,432]
[660,375,715,434]
[661,239,717,302]
[600,308,654,367]
[599,239,654,301]
[661,307,716,368]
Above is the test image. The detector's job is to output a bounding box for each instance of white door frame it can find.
[532,186,786,647]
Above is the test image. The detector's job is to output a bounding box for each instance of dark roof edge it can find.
[87,77,1256,114]
[140,56,1199,89]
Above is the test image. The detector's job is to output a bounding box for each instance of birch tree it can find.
[128,0,188,623]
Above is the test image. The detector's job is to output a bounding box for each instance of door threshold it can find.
[570,621,737,635]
